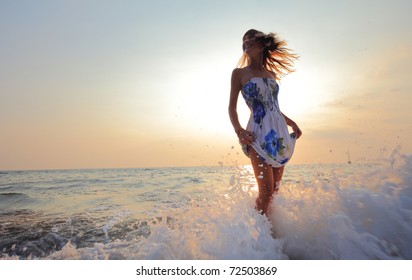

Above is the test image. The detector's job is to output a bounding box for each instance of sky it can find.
[1,0,411,170]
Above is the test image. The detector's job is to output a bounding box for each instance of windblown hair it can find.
[238,29,299,80]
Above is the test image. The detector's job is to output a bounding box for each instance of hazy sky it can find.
[1,0,411,170]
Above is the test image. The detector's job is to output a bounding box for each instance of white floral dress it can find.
[241,77,296,167]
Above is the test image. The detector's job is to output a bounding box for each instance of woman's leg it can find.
[272,166,284,194]
[250,148,275,215]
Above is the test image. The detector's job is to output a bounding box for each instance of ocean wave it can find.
[1,153,411,260]
[0,192,35,209]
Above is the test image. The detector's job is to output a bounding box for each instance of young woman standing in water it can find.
[228,29,302,215]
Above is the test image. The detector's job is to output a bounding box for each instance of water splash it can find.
[271,152,412,259]
[1,153,411,260]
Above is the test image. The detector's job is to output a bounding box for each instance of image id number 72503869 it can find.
[229,266,278,276]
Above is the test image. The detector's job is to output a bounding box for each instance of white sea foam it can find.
[39,153,412,260]
[1,152,411,260]
[274,152,412,259]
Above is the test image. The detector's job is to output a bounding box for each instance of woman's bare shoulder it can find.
[232,67,245,77]
[232,67,250,82]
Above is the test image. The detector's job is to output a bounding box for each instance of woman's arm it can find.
[228,69,254,144]
[282,113,302,139]
[228,69,243,134]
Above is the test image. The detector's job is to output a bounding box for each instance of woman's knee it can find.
[257,188,273,202]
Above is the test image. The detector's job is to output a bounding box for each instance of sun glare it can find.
[278,74,313,119]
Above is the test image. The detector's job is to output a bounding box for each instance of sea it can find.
[1,150,411,260]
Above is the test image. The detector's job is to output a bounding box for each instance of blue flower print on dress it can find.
[242,81,266,125]
[253,100,266,125]
[263,129,286,160]
[264,129,278,158]
[243,81,259,102]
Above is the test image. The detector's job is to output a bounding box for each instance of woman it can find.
[228,29,302,215]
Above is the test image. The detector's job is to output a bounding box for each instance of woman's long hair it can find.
[238,29,299,80]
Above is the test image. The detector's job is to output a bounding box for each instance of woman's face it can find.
[242,35,261,56]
